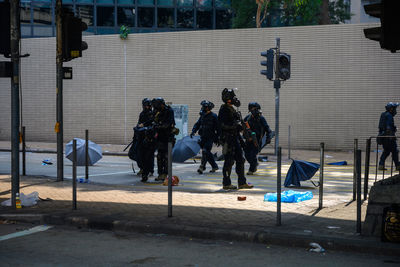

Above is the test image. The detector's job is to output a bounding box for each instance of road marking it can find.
[0,225,53,241]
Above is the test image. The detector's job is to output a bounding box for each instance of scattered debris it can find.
[42,158,53,165]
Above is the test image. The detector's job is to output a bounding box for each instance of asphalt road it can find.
[0,151,373,196]
[1,222,399,267]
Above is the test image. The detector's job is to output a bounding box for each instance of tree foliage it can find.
[231,0,351,28]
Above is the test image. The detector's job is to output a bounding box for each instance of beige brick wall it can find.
[1,23,399,150]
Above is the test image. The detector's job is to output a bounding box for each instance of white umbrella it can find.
[65,138,102,166]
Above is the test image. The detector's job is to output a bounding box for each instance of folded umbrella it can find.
[65,138,102,166]
[284,159,320,187]
[172,135,200,163]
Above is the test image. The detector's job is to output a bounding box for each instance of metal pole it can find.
[364,138,371,200]
[22,126,26,176]
[319,142,324,210]
[85,129,89,181]
[277,146,282,226]
[288,125,291,159]
[168,142,173,217]
[274,38,280,156]
[56,0,64,181]
[72,139,77,210]
[356,149,362,234]
[390,155,393,177]
[353,139,358,201]
[10,0,21,209]
[375,139,378,182]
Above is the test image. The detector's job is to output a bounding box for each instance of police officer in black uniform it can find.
[218,88,253,190]
[378,102,400,171]
[244,102,272,175]
[191,100,220,174]
[152,97,176,181]
[135,98,155,179]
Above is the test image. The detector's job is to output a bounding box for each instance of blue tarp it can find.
[264,190,313,203]
[327,161,348,165]
[284,160,320,187]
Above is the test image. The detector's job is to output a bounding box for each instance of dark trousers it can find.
[199,138,218,169]
[141,143,155,177]
[379,139,399,167]
[156,141,168,175]
[244,142,259,172]
[137,141,154,173]
[222,136,247,186]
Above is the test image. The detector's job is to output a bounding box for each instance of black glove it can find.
[190,132,194,138]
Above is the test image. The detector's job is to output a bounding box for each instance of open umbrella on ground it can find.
[284,159,320,187]
[172,135,200,163]
[65,138,102,166]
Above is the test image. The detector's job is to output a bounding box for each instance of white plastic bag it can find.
[1,192,39,207]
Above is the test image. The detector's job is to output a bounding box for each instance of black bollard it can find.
[353,139,358,201]
[22,126,26,176]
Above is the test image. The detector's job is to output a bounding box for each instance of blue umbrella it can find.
[284,159,320,187]
[172,135,201,163]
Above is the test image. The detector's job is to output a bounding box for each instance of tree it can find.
[231,0,351,28]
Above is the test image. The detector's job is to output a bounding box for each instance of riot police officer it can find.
[152,97,176,181]
[378,102,400,171]
[244,102,272,175]
[135,98,156,182]
[191,100,220,174]
[135,98,155,179]
[218,88,253,190]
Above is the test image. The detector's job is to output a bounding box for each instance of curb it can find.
[2,213,399,256]
[0,148,127,157]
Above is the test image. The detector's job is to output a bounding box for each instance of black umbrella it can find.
[284,159,320,187]
[172,135,201,163]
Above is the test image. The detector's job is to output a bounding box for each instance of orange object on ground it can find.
[163,176,180,186]
[237,196,246,201]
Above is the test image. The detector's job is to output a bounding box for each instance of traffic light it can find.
[363,0,400,53]
[62,13,88,62]
[0,2,10,57]
[260,49,274,80]
[277,53,290,80]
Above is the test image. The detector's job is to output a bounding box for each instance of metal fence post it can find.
[353,139,358,201]
[22,126,26,176]
[288,125,291,159]
[319,142,324,210]
[356,149,362,234]
[85,129,89,181]
[168,142,173,217]
[375,138,378,182]
[277,147,282,226]
[364,138,371,200]
[72,139,77,210]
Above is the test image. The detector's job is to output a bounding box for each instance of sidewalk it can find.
[1,141,399,256]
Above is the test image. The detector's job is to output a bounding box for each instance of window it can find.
[177,0,193,6]
[138,7,154,27]
[97,0,114,4]
[196,0,211,7]
[177,8,193,28]
[158,0,173,6]
[216,9,232,29]
[215,0,230,8]
[20,3,31,25]
[197,8,212,29]
[76,5,94,26]
[97,6,115,26]
[76,0,94,4]
[138,0,154,5]
[158,8,174,28]
[118,0,134,4]
[118,7,135,26]
[32,3,52,26]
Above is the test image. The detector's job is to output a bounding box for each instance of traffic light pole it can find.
[10,0,20,208]
[56,0,64,181]
[274,38,281,156]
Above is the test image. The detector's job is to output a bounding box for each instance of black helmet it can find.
[142,98,152,107]
[200,100,214,110]
[151,97,165,110]
[385,102,399,111]
[248,102,261,111]
[221,88,240,107]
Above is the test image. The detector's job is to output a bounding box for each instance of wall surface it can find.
[1,23,399,150]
